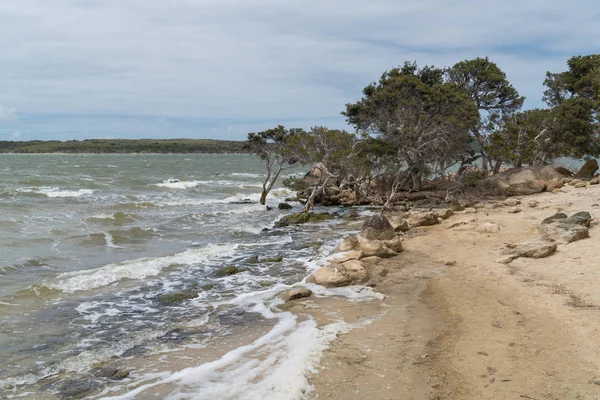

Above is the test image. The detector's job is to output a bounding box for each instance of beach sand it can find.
[294,183,600,399]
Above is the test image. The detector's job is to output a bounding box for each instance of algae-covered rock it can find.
[275,212,334,227]
[248,256,259,264]
[158,291,199,305]
[262,256,283,263]
[216,266,243,276]
[278,202,293,210]
[201,283,214,291]
[280,286,313,302]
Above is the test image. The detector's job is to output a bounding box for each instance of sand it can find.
[294,183,600,399]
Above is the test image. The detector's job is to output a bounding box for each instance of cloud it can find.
[0,105,17,122]
[10,131,21,138]
[0,0,598,139]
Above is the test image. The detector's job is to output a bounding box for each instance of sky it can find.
[0,0,599,141]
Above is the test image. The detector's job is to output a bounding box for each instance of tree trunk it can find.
[259,190,268,205]
[303,176,330,213]
[492,159,504,174]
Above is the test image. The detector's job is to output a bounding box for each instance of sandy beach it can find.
[287,182,600,399]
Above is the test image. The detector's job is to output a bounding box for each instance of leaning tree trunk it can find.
[303,176,330,213]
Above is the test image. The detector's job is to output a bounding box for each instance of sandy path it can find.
[306,184,600,399]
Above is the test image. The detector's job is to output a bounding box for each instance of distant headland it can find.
[0,138,245,154]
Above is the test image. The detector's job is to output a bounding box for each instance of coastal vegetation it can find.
[248,54,600,206]
[0,138,245,154]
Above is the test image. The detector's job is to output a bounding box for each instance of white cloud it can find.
[10,131,21,138]
[0,105,17,122]
[0,0,598,138]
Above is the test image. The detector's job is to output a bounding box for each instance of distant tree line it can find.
[246,55,600,208]
[0,138,245,154]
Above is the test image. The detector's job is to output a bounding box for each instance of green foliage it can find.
[344,61,479,190]
[0,139,244,153]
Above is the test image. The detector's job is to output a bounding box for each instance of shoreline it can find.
[295,182,600,399]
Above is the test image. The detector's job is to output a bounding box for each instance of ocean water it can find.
[0,153,378,399]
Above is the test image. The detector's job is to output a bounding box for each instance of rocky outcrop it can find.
[406,211,439,228]
[574,159,599,180]
[540,211,592,244]
[497,241,557,264]
[361,214,396,240]
[482,165,564,196]
[554,166,573,177]
[275,212,334,227]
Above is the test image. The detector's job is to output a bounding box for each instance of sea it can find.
[0,153,380,399]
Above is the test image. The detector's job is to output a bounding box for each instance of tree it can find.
[343,62,479,191]
[244,125,302,205]
[447,57,525,171]
[542,54,600,157]
[288,127,359,212]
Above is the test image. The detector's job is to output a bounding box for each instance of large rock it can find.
[407,211,439,228]
[554,166,573,177]
[539,211,592,244]
[275,212,334,227]
[475,222,501,234]
[388,216,410,232]
[574,159,599,180]
[360,214,396,240]
[482,165,563,196]
[336,234,402,258]
[383,236,404,253]
[497,241,557,264]
[306,260,369,287]
[354,239,398,258]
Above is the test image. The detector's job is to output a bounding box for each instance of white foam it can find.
[230,173,263,178]
[19,187,95,198]
[154,180,202,189]
[48,244,237,293]
[103,232,125,249]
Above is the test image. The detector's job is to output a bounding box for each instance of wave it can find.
[154,180,263,189]
[16,187,95,198]
[154,180,203,189]
[47,244,238,293]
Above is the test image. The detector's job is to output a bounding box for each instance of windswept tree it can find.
[542,54,600,157]
[343,62,479,191]
[447,57,525,171]
[244,125,302,205]
[288,127,359,212]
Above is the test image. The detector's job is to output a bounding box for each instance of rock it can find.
[360,214,396,240]
[575,182,587,188]
[262,256,283,263]
[574,159,599,180]
[331,251,363,263]
[563,211,593,226]
[201,284,214,291]
[360,256,382,265]
[383,236,403,253]
[354,238,398,258]
[388,216,410,232]
[528,201,539,208]
[278,202,293,210]
[482,166,563,195]
[306,260,364,287]
[568,179,583,186]
[248,255,259,264]
[343,209,360,220]
[339,189,358,205]
[338,235,359,252]
[591,177,600,185]
[338,259,370,283]
[554,166,573,177]
[541,223,589,244]
[434,208,454,220]
[280,286,312,302]
[497,241,557,264]
[158,291,199,305]
[541,213,568,224]
[57,380,97,399]
[507,207,521,214]
[503,198,521,206]
[275,212,334,227]
[216,266,243,276]
[475,222,501,234]
[94,367,130,380]
[407,211,439,228]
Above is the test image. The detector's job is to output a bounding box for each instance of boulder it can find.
[497,241,557,264]
[507,207,521,214]
[278,202,293,210]
[280,287,312,302]
[331,251,363,263]
[528,201,539,208]
[482,166,563,195]
[554,166,573,177]
[275,212,334,227]
[574,159,599,180]
[158,291,199,305]
[343,209,360,220]
[542,213,568,225]
[563,211,593,227]
[354,239,398,258]
[337,235,359,252]
[434,208,454,220]
[383,236,403,253]
[540,212,592,244]
[388,216,410,232]
[306,260,369,287]
[339,189,358,205]
[591,177,600,185]
[216,266,243,276]
[407,211,439,228]
[360,214,396,240]
[575,182,587,188]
